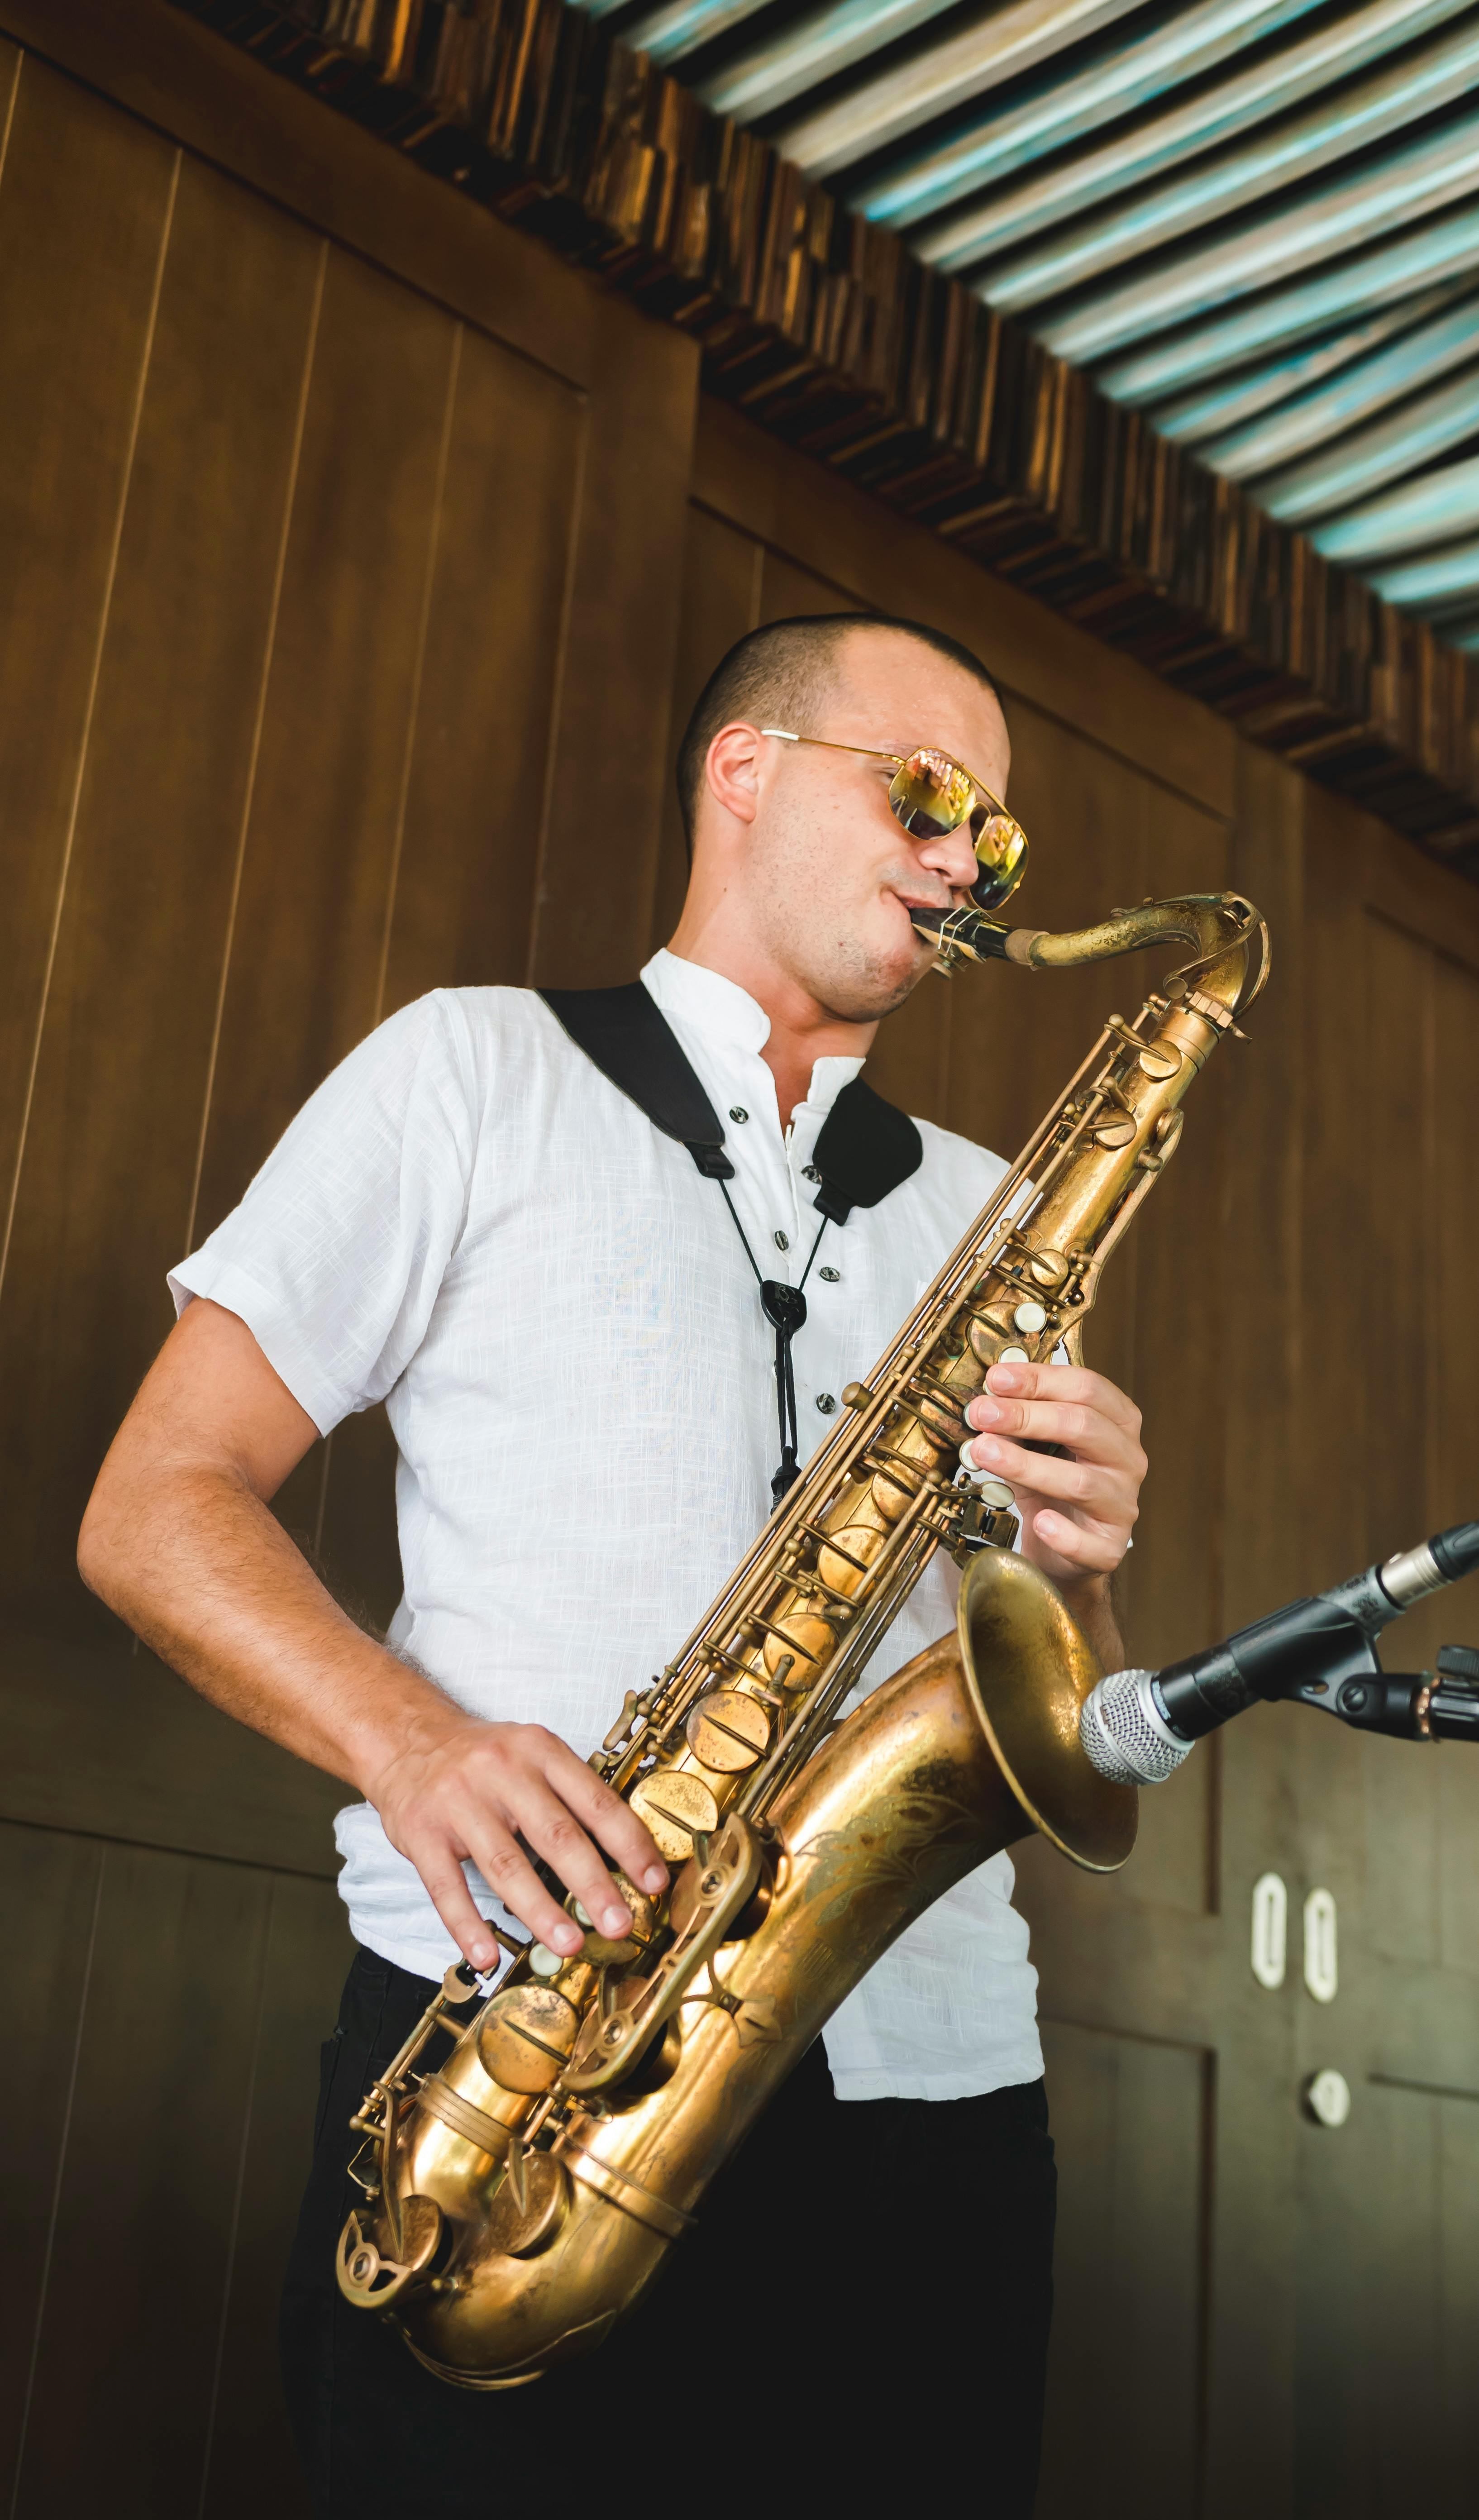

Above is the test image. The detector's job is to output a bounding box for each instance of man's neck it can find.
[662,935,875,1129]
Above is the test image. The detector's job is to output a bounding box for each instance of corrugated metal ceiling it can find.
[578,0,1479,651]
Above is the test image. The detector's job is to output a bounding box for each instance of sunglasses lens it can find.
[969,811,1029,911]
[890,749,1028,909]
[888,749,976,841]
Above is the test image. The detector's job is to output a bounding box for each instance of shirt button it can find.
[816,1392,837,1414]
[802,1164,820,1183]
[729,1107,749,1124]
[819,1266,840,1283]
[773,1230,790,1252]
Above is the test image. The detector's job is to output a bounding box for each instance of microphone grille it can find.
[1081,1670,1193,1785]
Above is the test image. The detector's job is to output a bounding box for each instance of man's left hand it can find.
[962,1359,1145,1594]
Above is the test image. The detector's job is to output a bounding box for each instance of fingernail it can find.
[555,1922,582,1952]
[976,1435,1002,1464]
[970,1397,1002,1427]
[601,1906,630,1938]
[989,1365,1022,1391]
[643,1865,668,1893]
[471,1941,495,1971]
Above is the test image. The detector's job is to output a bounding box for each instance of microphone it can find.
[1080,1521,1479,1785]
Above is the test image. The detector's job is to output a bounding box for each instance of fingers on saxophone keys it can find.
[964,1432,1107,1505]
[415,1850,506,1975]
[545,1738,670,1902]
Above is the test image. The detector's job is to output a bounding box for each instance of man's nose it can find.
[917,827,980,896]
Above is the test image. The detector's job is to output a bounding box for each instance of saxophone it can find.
[336,889,1268,2386]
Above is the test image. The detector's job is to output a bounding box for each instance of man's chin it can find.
[815,937,933,1025]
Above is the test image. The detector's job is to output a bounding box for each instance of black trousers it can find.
[282,1948,1057,2514]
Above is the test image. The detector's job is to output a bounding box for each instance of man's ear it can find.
[704,720,766,827]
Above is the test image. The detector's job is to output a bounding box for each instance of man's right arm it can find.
[78,1297,666,1965]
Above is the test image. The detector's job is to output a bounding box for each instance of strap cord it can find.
[716,1181,829,1504]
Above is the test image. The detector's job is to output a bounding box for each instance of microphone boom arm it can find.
[1082,1521,1479,1783]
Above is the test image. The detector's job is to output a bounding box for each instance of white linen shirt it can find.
[170,949,1043,2100]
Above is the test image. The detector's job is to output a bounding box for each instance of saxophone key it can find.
[477,1983,582,2095]
[629,1769,720,1862]
[685,1689,771,1772]
[485,2150,569,2258]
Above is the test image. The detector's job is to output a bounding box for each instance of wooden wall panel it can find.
[0,56,177,1239]
[529,295,697,990]
[649,503,761,951]
[14,1842,275,2514]
[1036,2022,1211,2517]
[201,1876,352,2520]
[188,248,458,1247]
[0,153,323,1615]
[0,1823,104,2496]
[0,46,699,2510]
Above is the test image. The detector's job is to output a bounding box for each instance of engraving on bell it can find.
[684,1688,771,1773]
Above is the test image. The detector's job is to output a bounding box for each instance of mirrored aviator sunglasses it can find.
[887,746,1028,912]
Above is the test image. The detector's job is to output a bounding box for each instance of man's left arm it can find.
[961,1358,1146,1673]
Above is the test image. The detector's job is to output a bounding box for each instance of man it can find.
[80,615,1145,2511]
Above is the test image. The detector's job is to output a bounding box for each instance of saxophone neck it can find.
[913,892,1270,1024]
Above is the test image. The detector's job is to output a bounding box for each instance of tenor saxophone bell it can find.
[335,892,1267,2385]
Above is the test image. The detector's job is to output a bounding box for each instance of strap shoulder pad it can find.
[537,982,734,1178]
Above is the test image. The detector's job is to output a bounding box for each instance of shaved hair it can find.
[676,614,1001,840]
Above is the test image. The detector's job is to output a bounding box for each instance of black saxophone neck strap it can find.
[538,979,923,1499]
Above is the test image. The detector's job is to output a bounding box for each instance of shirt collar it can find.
[641,950,865,1120]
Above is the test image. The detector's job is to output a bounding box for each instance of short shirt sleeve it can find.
[170,993,476,1436]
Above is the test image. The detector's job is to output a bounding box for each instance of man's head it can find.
[670,615,1011,1029]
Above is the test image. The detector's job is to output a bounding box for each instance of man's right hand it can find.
[367,1712,669,1971]
[78,1297,668,1976]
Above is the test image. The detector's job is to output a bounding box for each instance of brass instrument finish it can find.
[336,892,1267,2386]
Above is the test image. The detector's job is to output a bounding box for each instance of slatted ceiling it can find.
[972,23,1479,312]
[880,0,1443,246]
[704,0,1146,135]
[1095,201,1479,394]
[1374,535,1479,607]
[1189,289,1479,471]
[585,0,1479,649]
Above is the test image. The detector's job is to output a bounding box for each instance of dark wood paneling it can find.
[0,1626,340,1876]
[0,54,176,1221]
[378,326,585,1015]
[4,0,597,391]
[1036,2022,1211,2518]
[649,502,761,952]
[529,293,697,988]
[0,1823,104,2502]
[0,149,323,1608]
[201,1874,352,2520]
[189,244,457,1241]
[14,1842,275,2515]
